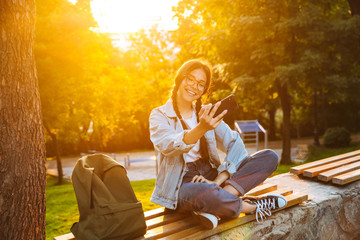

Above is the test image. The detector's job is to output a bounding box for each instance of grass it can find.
[46,176,78,240]
[46,141,360,239]
[307,141,360,162]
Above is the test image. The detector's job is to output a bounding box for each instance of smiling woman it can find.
[89,0,179,33]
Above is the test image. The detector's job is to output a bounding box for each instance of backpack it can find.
[71,153,147,240]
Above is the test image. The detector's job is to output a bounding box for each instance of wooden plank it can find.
[165,193,308,240]
[290,150,360,175]
[53,233,75,240]
[303,156,360,178]
[144,207,166,220]
[245,183,277,196]
[258,188,293,197]
[144,216,196,240]
[146,213,187,230]
[318,161,360,182]
[332,169,360,185]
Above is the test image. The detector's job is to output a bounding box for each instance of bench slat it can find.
[258,188,293,197]
[144,207,166,220]
[318,161,360,182]
[53,233,75,240]
[165,192,308,240]
[144,216,196,239]
[290,150,360,175]
[332,169,360,185]
[146,213,187,230]
[245,183,277,196]
[303,156,360,178]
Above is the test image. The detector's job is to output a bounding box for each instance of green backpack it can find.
[71,154,147,240]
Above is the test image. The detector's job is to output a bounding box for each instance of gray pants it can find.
[178,149,279,218]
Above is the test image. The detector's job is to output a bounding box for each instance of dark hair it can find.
[171,59,212,159]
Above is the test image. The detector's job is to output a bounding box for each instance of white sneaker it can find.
[192,211,219,229]
[243,193,287,223]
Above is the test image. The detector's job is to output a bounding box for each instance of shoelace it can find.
[254,197,276,223]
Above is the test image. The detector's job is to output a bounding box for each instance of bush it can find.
[323,127,351,148]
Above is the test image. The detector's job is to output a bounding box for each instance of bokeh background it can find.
[36,0,360,160]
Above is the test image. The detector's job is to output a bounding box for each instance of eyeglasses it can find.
[184,74,207,92]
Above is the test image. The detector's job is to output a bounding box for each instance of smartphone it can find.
[212,94,239,117]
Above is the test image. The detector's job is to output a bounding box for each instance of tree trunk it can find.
[0,0,46,239]
[348,0,360,15]
[291,107,300,139]
[313,89,320,146]
[44,124,63,184]
[268,107,276,140]
[320,88,327,132]
[277,82,292,165]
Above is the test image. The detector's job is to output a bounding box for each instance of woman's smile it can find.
[178,68,207,103]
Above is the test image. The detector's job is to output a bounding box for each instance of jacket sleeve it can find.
[149,108,196,158]
[215,121,248,176]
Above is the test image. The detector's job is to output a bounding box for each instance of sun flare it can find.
[90,0,179,34]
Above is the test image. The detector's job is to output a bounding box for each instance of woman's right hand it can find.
[198,102,227,131]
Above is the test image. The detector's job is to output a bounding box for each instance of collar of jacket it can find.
[164,99,196,119]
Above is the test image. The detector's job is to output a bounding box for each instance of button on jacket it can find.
[149,99,248,210]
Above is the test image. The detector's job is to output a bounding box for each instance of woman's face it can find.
[177,68,207,104]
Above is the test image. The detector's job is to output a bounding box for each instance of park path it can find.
[46,134,360,181]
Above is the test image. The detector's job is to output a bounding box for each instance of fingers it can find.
[202,104,212,116]
[191,175,206,183]
[199,106,205,117]
[213,109,227,122]
[209,101,221,118]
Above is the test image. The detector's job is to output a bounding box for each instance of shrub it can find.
[323,127,351,148]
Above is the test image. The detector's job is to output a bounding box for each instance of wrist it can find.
[196,122,209,133]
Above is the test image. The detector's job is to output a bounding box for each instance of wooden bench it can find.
[290,149,360,185]
[54,183,308,240]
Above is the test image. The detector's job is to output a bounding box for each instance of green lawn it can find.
[46,142,360,239]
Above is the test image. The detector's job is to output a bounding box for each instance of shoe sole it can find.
[192,212,217,229]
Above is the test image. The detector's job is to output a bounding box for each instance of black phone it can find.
[212,94,239,117]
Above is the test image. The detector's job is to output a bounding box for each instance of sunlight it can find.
[90,0,179,33]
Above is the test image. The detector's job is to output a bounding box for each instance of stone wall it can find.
[208,173,360,240]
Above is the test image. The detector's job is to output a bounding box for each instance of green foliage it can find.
[36,1,175,155]
[323,127,351,148]
[172,0,360,153]
[36,0,360,156]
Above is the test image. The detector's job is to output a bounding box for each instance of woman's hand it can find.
[191,175,216,184]
[198,102,227,131]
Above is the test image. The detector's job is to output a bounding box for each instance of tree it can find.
[0,0,46,239]
[173,0,360,164]
[35,0,115,183]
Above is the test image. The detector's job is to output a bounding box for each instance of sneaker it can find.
[192,211,219,229]
[242,193,287,223]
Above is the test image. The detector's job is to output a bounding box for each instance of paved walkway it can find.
[47,147,297,182]
[46,134,360,182]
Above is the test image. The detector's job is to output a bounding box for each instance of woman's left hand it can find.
[191,175,216,184]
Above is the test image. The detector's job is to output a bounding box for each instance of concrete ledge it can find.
[208,173,360,240]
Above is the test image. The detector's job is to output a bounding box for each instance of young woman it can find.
[149,60,287,229]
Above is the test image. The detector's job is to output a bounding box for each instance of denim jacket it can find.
[149,99,248,209]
